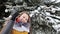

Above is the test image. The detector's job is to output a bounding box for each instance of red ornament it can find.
[16,17,20,23]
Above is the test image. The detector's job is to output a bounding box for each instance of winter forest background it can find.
[0,0,60,34]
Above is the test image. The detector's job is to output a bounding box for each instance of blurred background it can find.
[0,0,60,34]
